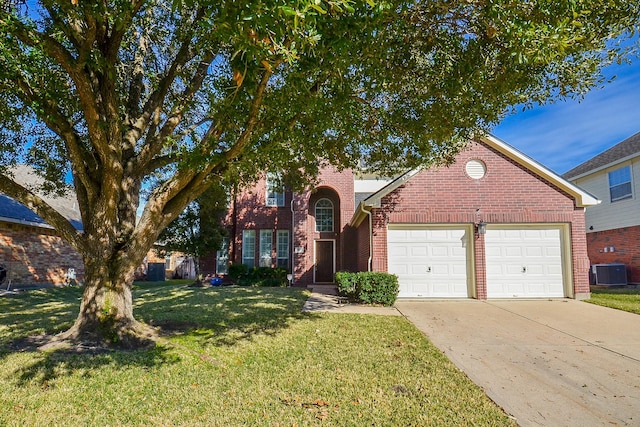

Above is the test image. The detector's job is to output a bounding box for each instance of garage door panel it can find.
[389,246,407,257]
[501,230,521,239]
[486,227,564,298]
[547,264,562,275]
[432,246,450,257]
[505,264,524,275]
[546,247,561,257]
[394,265,409,274]
[452,264,467,275]
[451,245,467,257]
[525,246,543,257]
[523,229,543,238]
[388,228,468,298]
[410,246,428,257]
[485,246,502,257]
[410,265,425,274]
[525,264,544,275]
[504,247,523,257]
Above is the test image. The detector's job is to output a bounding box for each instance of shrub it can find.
[336,271,359,300]
[356,272,399,306]
[335,271,399,306]
[247,267,289,287]
[228,263,249,284]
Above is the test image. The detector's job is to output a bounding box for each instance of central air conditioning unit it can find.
[591,264,627,285]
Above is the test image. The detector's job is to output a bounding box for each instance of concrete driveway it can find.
[394,299,640,427]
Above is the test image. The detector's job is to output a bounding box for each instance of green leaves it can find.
[0,0,639,248]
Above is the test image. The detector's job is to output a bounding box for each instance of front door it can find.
[315,240,335,283]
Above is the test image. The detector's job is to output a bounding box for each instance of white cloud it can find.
[494,62,640,173]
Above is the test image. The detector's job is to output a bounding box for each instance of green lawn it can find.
[586,286,640,315]
[0,282,514,426]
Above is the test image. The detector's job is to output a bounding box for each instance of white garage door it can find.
[388,228,469,298]
[485,228,564,298]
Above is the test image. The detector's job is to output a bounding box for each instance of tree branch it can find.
[224,61,279,161]
[14,22,103,139]
[151,51,217,155]
[129,8,207,168]
[10,17,109,156]
[0,173,86,253]
[13,75,99,205]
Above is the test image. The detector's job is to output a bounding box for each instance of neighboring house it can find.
[211,135,598,299]
[144,249,197,281]
[564,131,640,284]
[0,165,84,287]
[0,166,192,287]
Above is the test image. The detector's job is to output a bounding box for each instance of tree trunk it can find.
[56,255,157,349]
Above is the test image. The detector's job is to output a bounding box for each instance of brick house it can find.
[0,166,84,287]
[564,131,640,284]
[212,135,598,299]
[0,166,194,287]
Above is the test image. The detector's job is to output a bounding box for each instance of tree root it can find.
[38,319,159,352]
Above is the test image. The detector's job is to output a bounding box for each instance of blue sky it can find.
[493,57,640,175]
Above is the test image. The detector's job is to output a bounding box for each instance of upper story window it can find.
[608,165,632,202]
[315,198,334,232]
[266,172,285,207]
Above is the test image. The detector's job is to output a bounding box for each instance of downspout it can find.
[360,203,373,272]
[290,197,295,285]
[230,184,237,264]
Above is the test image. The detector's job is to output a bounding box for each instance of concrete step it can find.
[309,284,338,295]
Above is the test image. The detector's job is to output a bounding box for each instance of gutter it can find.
[0,216,54,229]
[564,152,639,181]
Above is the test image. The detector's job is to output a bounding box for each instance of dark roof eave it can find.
[564,131,640,180]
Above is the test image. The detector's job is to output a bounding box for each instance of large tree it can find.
[0,0,638,347]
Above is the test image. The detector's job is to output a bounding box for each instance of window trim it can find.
[276,230,289,270]
[608,165,633,202]
[242,230,256,268]
[315,198,334,232]
[259,230,273,267]
[216,238,229,275]
[266,172,285,207]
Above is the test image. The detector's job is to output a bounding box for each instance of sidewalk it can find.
[302,293,401,316]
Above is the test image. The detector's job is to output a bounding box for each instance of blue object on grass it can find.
[210,277,223,286]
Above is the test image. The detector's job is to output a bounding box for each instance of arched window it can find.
[315,198,334,232]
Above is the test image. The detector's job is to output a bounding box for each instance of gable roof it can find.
[563,131,640,180]
[349,134,599,227]
[0,165,83,230]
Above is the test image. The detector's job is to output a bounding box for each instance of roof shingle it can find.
[563,131,640,179]
[0,166,83,230]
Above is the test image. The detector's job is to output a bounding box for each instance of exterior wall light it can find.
[477,221,487,235]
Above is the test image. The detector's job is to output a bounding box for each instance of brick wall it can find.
[355,218,371,272]
[228,166,355,286]
[292,166,355,286]
[0,221,84,286]
[226,178,294,269]
[586,225,640,283]
[369,140,591,298]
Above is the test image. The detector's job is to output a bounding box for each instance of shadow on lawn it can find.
[135,285,313,347]
[0,284,313,387]
[11,342,177,388]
